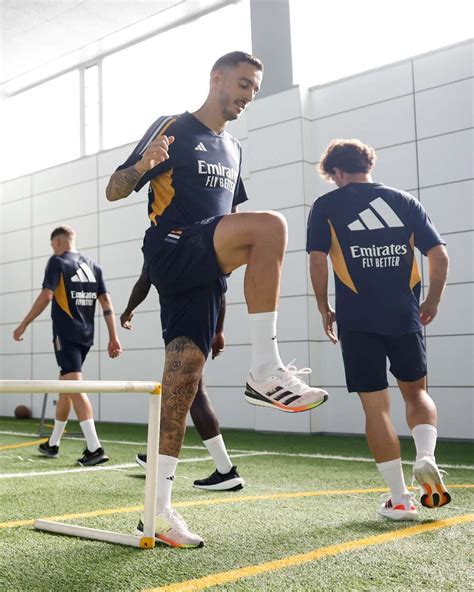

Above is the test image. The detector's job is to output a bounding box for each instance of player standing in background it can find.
[307,139,450,520]
[13,225,122,466]
[120,268,244,491]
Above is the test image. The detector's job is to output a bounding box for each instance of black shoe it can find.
[78,447,109,467]
[136,453,147,468]
[193,466,245,491]
[38,440,59,458]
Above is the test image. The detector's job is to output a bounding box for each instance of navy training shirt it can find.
[116,111,248,235]
[42,251,107,346]
[306,183,445,335]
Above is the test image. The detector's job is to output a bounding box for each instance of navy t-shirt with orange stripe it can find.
[42,251,107,346]
[306,182,445,335]
[116,112,248,235]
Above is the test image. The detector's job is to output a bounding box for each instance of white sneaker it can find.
[413,458,451,509]
[379,493,418,521]
[245,361,328,413]
[136,507,204,548]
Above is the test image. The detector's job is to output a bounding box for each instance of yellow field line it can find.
[1,484,472,530]
[0,438,47,451]
[147,514,474,592]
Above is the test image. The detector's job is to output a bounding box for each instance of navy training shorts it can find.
[53,336,90,375]
[338,328,427,393]
[143,216,227,357]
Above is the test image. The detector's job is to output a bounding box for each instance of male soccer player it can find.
[120,269,244,491]
[307,139,450,520]
[106,51,327,547]
[13,225,122,466]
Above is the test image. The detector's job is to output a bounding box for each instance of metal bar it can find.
[142,394,161,541]
[38,393,48,437]
[34,520,143,548]
[0,380,161,394]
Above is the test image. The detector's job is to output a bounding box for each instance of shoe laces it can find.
[380,492,417,507]
[163,508,189,534]
[276,360,311,391]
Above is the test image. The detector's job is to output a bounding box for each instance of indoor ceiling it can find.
[0,0,225,88]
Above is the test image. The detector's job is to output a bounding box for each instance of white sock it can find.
[156,454,178,514]
[79,419,101,453]
[412,423,437,462]
[249,311,285,380]
[376,458,409,502]
[203,435,232,474]
[49,420,67,447]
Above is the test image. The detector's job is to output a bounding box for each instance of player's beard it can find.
[220,92,241,122]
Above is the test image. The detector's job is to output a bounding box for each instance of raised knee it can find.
[258,211,287,239]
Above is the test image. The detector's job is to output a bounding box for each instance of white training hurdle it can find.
[0,379,162,549]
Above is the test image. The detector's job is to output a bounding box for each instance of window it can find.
[84,65,100,155]
[290,0,474,88]
[102,0,251,149]
[1,71,80,180]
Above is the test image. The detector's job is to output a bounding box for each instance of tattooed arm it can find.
[105,165,143,202]
[105,135,175,201]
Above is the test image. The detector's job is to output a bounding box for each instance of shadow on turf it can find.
[334,516,441,534]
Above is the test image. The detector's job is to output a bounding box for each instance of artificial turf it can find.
[0,418,472,591]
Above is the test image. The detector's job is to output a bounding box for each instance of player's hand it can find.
[13,323,27,341]
[108,338,122,358]
[320,308,338,344]
[419,298,438,326]
[211,332,225,359]
[136,135,175,173]
[120,310,134,330]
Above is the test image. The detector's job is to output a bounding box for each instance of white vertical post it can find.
[142,391,161,541]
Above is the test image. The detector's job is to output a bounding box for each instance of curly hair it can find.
[318,139,376,180]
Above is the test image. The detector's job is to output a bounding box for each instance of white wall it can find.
[1,41,472,438]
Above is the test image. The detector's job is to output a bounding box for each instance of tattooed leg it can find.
[160,337,205,458]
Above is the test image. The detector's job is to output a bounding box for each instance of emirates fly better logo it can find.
[348,198,408,269]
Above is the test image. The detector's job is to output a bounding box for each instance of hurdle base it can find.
[34,520,155,549]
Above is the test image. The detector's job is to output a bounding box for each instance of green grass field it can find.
[1,418,473,591]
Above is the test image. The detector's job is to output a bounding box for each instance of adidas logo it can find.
[348,197,404,231]
[194,142,207,151]
[71,263,96,283]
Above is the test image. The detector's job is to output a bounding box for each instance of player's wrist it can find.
[134,160,147,176]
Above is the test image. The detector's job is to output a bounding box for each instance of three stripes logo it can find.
[194,142,207,151]
[71,263,96,283]
[348,197,404,231]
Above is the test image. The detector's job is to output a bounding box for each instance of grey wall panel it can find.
[32,156,97,195]
[414,42,473,91]
[1,175,31,204]
[312,95,416,157]
[2,228,31,262]
[426,335,474,387]
[418,129,474,188]
[421,180,474,234]
[2,198,31,233]
[415,78,473,139]
[310,62,413,119]
[0,291,32,324]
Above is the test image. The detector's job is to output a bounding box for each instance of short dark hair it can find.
[50,225,75,241]
[211,51,263,73]
[318,139,376,180]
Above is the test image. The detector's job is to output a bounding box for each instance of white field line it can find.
[226,450,474,471]
[1,431,473,471]
[0,453,260,480]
